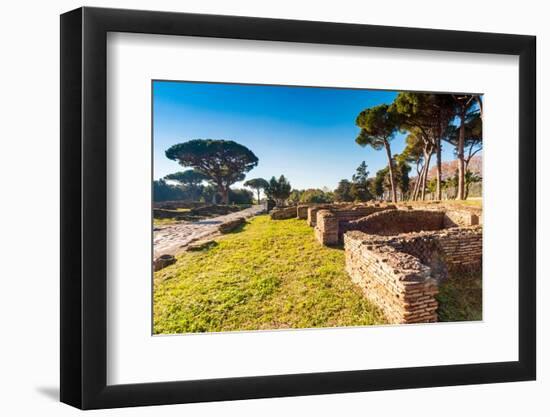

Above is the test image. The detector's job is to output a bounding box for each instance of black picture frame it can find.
[60,6,536,410]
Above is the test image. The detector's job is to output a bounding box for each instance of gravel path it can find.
[153,205,265,258]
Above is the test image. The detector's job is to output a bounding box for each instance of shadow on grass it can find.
[187,241,219,252]
[326,242,345,251]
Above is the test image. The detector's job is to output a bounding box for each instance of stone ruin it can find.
[271,201,482,324]
[344,225,482,324]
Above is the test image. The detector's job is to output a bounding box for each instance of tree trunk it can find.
[256,189,261,205]
[456,108,466,200]
[412,176,419,201]
[414,164,425,201]
[421,151,432,201]
[383,140,397,203]
[221,186,229,205]
[411,161,422,201]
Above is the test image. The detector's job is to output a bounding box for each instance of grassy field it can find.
[405,199,482,208]
[437,271,482,322]
[153,215,387,334]
[454,199,482,208]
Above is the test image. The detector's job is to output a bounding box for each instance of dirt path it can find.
[153,205,265,258]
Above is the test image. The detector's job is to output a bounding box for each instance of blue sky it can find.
[153,81,457,190]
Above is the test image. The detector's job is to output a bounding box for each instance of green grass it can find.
[457,199,482,208]
[436,271,482,322]
[153,215,387,334]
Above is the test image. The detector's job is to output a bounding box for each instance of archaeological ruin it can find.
[270,202,482,324]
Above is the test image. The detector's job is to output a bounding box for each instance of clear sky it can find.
[153,80,457,190]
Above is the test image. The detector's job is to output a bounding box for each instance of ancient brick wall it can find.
[297,203,331,220]
[297,205,310,219]
[334,205,395,223]
[426,227,482,273]
[344,231,439,324]
[347,209,446,236]
[314,210,339,245]
[307,205,333,227]
[443,208,481,227]
[343,225,482,323]
[364,226,483,280]
[153,201,205,209]
[270,206,298,220]
[314,205,396,245]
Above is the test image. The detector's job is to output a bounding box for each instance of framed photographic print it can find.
[60,6,536,409]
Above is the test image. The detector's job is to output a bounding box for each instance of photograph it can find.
[152,81,483,334]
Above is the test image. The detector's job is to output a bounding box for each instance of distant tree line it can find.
[153,176,254,205]
[333,159,410,203]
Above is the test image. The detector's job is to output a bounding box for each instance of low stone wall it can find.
[314,205,395,245]
[218,217,246,233]
[433,227,482,272]
[153,208,182,219]
[307,205,332,226]
[297,205,310,219]
[346,209,446,236]
[270,206,298,220]
[344,231,439,324]
[343,225,482,324]
[306,203,366,226]
[314,210,339,245]
[364,226,482,280]
[153,201,205,209]
[443,208,481,227]
[297,203,332,219]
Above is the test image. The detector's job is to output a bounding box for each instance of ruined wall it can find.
[365,226,483,280]
[297,205,310,219]
[270,206,298,220]
[343,225,482,323]
[297,203,331,220]
[344,231,439,324]
[314,205,396,245]
[307,205,332,227]
[153,201,205,209]
[443,208,481,227]
[334,206,395,224]
[347,209,446,236]
[314,210,339,245]
[434,227,482,271]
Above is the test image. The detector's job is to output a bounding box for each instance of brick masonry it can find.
[344,231,439,324]
[270,206,298,220]
[314,205,396,245]
[363,226,483,280]
[345,209,446,236]
[306,203,483,324]
[268,201,482,324]
[314,206,480,246]
[307,205,333,226]
[272,203,330,221]
[343,223,482,324]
